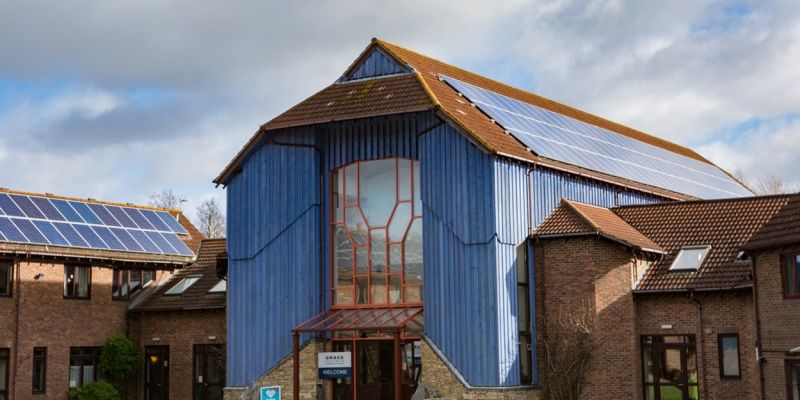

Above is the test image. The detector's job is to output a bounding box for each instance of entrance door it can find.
[641,336,699,400]
[194,344,226,400]
[333,340,418,400]
[145,346,170,400]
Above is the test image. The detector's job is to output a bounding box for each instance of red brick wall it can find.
[753,247,800,400]
[636,292,759,400]
[535,236,640,399]
[131,310,226,400]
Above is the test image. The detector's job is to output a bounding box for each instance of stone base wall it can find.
[420,340,541,400]
[223,339,324,400]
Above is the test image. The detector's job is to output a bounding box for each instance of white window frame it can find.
[669,246,711,272]
[165,275,201,295]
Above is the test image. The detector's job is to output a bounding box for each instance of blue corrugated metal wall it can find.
[420,122,501,386]
[225,112,667,388]
[344,48,408,81]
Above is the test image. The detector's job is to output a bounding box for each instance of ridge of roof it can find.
[613,193,794,211]
[372,38,712,165]
[561,199,664,253]
[0,187,183,214]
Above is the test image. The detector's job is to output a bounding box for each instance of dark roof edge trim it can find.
[531,231,666,255]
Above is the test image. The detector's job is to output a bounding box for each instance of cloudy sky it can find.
[1,0,798,221]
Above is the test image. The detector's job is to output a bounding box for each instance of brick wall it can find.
[636,291,759,400]
[534,236,640,400]
[131,309,226,400]
[753,247,800,400]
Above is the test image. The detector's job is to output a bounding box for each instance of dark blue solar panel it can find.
[50,199,84,223]
[73,224,108,249]
[127,229,161,253]
[0,217,28,242]
[124,208,155,230]
[11,218,48,244]
[156,211,188,234]
[53,222,89,247]
[109,227,144,252]
[9,195,45,219]
[441,75,752,199]
[0,194,25,217]
[69,201,102,225]
[91,226,126,250]
[88,204,120,226]
[29,197,65,221]
[106,206,138,228]
[33,220,69,246]
[162,232,193,255]
[145,231,176,253]
[0,229,5,241]
[141,210,172,232]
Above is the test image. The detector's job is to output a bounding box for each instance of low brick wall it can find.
[223,339,324,400]
[420,340,541,400]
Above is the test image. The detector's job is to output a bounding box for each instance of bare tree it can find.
[148,189,185,210]
[542,301,597,400]
[733,169,798,195]
[196,198,226,238]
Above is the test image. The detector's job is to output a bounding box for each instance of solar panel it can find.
[0,217,27,242]
[0,194,24,217]
[440,76,752,199]
[9,194,46,219]
[0,193,195,257]
[50,199,84,223]
[29,197,65,221]
[156,211,188,234]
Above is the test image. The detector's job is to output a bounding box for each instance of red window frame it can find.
[329,158,423,308]
[781,254,800,300]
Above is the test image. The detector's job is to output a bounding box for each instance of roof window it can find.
[165,275,201,295]
[208,280,226,294]
[669,246,711,272]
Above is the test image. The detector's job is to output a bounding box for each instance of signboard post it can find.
[260,386,281,400]
[318,352,352,379]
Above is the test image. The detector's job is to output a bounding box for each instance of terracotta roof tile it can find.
[613,195,792,291]
[533,200,663,253]
[745,193,800,251]
[131,238,227,312]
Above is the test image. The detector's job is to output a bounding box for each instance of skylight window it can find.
[669,246,711,272]
[208,280,226,294]
[165,275,201,295]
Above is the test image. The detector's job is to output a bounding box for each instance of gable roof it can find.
[745,193,800,251]
[614,195,792,291]
[130,238,226,312]
[0,188,201,267]
[533,199,664,254]
[214,38,747,201]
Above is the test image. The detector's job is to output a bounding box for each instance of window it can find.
[208,280,226,294]
[788,360,800,400]
[516,242,533,384]
[0,262,11,297]
[1,348,9,400]
[69,347,102,388]
[641,335,699,400]
[718,334,741,378]
[165,275,201,295]
[783,254,800,299]
[331,158,423,305]
[669,246,711,272]
[64,265,91,299]
[32,347,46,394]
[143,270,155,286]
[112,269,146,300]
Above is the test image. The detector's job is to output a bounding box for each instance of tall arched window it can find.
[331,158,422,306]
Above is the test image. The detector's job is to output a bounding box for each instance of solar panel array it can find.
[440,75,752,200]
[0,193,193,256]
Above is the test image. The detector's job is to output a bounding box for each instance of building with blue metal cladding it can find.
[213,38,751,400]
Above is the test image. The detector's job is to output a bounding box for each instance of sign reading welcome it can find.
[318,351,352,379]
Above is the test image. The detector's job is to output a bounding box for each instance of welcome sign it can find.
[260,386,281,400]
[318,351,352,379]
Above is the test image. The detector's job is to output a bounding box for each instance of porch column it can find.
[393,330,401,400]
[293,332,300,400]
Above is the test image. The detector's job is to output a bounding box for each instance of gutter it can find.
[688,290,709,400]
[751,254,767,400]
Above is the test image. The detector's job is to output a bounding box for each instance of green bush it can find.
[99,334,141,384]
[69,381,121,400]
